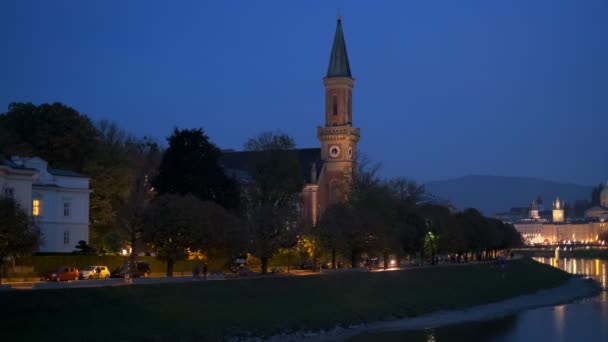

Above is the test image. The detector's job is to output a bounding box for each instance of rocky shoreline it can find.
[258,276,600,342]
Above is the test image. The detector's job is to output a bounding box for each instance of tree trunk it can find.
[261,257,268,275]
[129,226,137,278]
[383,251,389,270]
[420,249,425,266]
[166,258,174,277]
[331,248,336,269]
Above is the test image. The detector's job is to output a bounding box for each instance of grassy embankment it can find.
[0,258,569,340]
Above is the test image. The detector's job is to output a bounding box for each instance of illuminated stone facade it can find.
[515,222,608,244]
[514,194,608,244]
[302,17,359,226]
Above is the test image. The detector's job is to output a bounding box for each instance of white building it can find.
[1,156,91,253]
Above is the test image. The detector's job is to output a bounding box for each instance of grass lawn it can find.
[0,258,569,341]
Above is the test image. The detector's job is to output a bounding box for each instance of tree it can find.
[153,128,239,209]
[143,194,205,276]
[318,203,352,269]
[73,240,96,254]
[242,131,303,274]
[387,177,425,205]
[190,201,247,269]
[0,102,99,171]
[0,198,40,285]
[116,137,161,269]
[86,120,132,252]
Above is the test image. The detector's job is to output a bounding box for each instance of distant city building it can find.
[552,197,564,223]
[584,182,608,221]
[221,17,358,226]
[529,200,540,220]
[0,156,91,253]
[512,191,608,244]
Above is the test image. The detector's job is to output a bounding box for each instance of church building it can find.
[302,16,359,226]
[222,17,359,226]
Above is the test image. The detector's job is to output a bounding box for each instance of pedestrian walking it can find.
[203,263,208,280]
[193,264,200,280]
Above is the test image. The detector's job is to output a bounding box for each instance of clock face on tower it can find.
[329,145,341,158]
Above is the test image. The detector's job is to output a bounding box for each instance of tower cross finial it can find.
[337,8,341,21]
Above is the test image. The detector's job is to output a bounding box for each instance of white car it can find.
[79,265,111,279]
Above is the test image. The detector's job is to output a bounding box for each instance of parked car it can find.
[300,260,313,270]
[79,265,110,279]
[362,257,379,269]
[45,266,79,282]
[230,255,248,273]
[111,262,151,278]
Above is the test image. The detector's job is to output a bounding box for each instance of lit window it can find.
[33,199,41,216]
[64,202,71,217]
[332,95,338,115]
[63,231,70,245]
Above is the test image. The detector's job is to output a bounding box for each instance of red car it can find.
[45,266,79,282]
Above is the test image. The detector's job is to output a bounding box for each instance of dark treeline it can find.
[0,102,523,276]
[316,160,524,270]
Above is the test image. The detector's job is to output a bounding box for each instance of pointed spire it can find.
[327,16,352,78]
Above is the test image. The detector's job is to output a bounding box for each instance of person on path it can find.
[203,263,208,280]
[193,264,200,280]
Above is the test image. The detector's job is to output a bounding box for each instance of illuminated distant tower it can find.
[529,200,540,220]
[553,197,564,223]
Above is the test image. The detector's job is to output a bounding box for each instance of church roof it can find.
[220,148,322,184]
[326,17,352,78]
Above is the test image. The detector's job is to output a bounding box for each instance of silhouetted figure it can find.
[193,264,200,280]
[203,263,208,280]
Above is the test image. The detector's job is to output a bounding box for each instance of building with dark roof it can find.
[220,17,360,226]
[2,156,91,253]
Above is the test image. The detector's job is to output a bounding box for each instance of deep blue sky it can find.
[1,1,606,185]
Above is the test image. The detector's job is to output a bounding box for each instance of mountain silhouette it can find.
[425,175,593,215]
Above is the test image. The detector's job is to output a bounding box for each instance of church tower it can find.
[317,17,360,210]
[553,197,564,223]
[529,200,540,220]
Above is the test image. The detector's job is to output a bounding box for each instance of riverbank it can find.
[517,248,608,260]
[271,276,600,341]
[0,258,572,341]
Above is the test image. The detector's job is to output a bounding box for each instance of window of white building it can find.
[32,199,42,216]
[3,187,14,198]
[63,230,70,245]
[63,202,71,217]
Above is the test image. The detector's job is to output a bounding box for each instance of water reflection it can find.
[350,315,519,342]
[533,257,607,289]
[349,293,608,342]
[350,258,608,342]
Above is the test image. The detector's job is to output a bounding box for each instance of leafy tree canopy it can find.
[243,131,303,274]
[0,102,99,172]
[153,128,239,210]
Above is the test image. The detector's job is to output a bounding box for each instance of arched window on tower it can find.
[348,90,352,122]
[332,95,338,116]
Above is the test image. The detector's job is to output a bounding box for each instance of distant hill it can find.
[424,175,593,215]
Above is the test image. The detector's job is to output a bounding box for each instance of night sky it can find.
[1,1,606,185]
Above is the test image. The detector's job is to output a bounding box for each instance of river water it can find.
[350,258,608,342]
